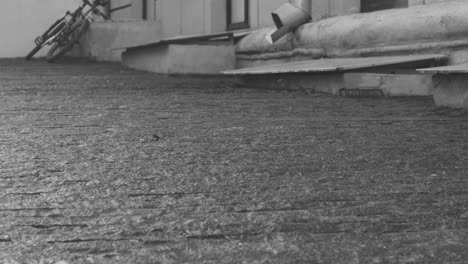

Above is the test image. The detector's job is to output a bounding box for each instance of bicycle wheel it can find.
[25,44,43,61]
[46,19,90,63]
[26,17,69,61]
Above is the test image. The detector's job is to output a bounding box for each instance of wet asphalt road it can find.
[0,59,467,264]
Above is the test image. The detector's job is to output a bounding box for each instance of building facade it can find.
[105,0,456,35]
[83,0,458,62]
[0,0,459,59]
[103,0,364,37]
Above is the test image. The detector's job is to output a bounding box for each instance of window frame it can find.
[226,0,250,31]
[142,0,147,20]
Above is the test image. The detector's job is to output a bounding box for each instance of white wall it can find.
[159,0,217,37]
[249,0,361,28]
[0,0,81,58]
[256,0,288,27]
[109,0,133,20]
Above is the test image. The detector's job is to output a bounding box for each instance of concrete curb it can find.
[344,73,433,97]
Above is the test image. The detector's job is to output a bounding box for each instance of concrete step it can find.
[225,55,445,96]
[343,73,433,97]
[239,72,435,97]
[122,41,236,74]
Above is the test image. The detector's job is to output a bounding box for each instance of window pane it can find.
[231,0,246,23]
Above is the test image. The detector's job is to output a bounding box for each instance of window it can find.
[142,0,147,20]
[227,0,249,30]
[141,0,159,21]
[361,0,408,12]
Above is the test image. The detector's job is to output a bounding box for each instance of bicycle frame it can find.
[33,0,107,46]
[52,3,100,42]
[26,0,117,61]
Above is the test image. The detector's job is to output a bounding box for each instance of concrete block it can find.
[79,21,162,62]
[344,73,433,96]
[122,42,236,74]
[432,74,468,108]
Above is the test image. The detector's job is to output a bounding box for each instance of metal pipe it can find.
[290,0,311,16]
[268,0,311,43]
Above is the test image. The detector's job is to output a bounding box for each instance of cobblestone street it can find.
[0,59,467,263]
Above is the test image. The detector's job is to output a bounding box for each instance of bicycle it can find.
[25,0,110,62]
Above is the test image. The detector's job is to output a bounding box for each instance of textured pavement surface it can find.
[0,59,467,264]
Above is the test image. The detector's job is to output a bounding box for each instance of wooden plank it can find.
[223,54,447,75]
[417,63,468,74]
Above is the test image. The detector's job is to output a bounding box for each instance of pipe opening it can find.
[268,1,311,43]
[272,13,284,28]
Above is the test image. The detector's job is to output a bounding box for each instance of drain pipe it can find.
[267,0,311,44]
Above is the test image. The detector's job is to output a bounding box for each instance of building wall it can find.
[0,0,81,58]
[109,0,133,21]
[158,0,231,37]
[108,0,386,36]
[140,0,362,34]
[121,0,224,38]
[256,0,289,27]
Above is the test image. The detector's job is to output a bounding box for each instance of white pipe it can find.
[290,0,311,16]
[268,0,311,43]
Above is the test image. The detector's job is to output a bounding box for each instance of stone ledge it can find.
[239,73,345,95]
[122,43,236,74]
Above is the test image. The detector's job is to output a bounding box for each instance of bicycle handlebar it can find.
[82,0,109,19]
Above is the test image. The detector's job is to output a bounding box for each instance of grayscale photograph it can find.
[0,0,467,263]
